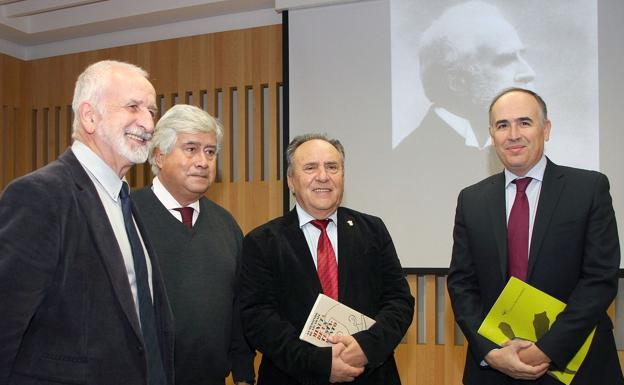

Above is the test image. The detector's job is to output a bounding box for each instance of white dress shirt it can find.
[72,140,153,319]
[151,176,200,225]
[504,154,548,253]
[295,203,339,268]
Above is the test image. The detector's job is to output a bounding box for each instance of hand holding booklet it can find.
[300,294,376,347]
[478,277,595,385]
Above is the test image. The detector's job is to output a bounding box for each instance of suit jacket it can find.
[239,207,414,385]
[0,149,175,385]
[447,159,622,385]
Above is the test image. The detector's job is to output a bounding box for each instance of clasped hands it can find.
[327,335,368,383]
[485,339,551,381]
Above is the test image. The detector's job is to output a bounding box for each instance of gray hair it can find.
[286,133,345,176]
[148,104,223,175]
[488,87,548,126]
[71,60,149,135]
[419,1,505,104]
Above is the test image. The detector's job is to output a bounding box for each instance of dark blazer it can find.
[239,207,414,385]
[0,149,175,385]
[447,159,622,385]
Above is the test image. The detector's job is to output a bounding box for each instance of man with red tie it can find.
[239,134,414,384]
[132,104,255,385]
[447,88,622,384]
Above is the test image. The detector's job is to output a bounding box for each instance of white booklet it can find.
[299,294,376,347]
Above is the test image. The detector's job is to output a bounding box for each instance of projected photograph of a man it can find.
[387,0,598,267]
[416,1,535,150]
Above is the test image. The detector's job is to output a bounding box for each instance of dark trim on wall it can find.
[282,10,290,215]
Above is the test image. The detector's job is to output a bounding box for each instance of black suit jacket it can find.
[239,207,414,385]
[0,149,175,385]
[447,159,622,385]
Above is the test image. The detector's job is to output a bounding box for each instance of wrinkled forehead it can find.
[293,139,343,164]
[102,68,156,104]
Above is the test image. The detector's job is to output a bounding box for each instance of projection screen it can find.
[288,0,624,268]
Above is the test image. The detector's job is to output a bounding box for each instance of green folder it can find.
[478,277,595,385]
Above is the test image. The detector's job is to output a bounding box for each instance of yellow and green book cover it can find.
[478,277,595,385]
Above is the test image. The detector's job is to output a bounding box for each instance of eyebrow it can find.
[182,141,216,148]
[494,116,533,126]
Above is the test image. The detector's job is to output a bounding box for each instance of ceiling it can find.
[0,0,277,46]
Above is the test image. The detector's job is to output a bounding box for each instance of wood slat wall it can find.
[1,25,622,385]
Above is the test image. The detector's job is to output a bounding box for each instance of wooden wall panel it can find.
[0,53,23,185]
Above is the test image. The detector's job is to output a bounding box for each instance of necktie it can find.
[507,177,532,281]
[119,182,166,385]
[174,207,193,229]
[310,219,338,300]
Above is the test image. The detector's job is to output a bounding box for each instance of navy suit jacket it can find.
[448,159,622,385]
[0,149,175,385]
[239,207,414,385]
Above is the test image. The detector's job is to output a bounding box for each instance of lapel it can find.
[485,172,509,280]
[527,159,565,279]
[59,149,143,339]
[282,208,323,295]
[335,208,356,300]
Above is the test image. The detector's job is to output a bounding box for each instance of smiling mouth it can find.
[125,130,152,143]
[313,188,332,192]
[126,133,147,143]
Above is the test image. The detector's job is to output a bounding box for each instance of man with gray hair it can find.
[0,60,174,384]
[132,104,255,385]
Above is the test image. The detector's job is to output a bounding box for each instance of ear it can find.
[154,148,165,169]
[78,102,98,134]
[543,119,552,142]
[287,174,295,195]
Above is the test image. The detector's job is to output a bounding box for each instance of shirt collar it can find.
[435,107,492,149]
[152,176,201,212]
[504,154,547,188]
[295,203,338,228]
[72,140,125,201]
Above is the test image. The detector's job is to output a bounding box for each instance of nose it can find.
[514,54,535,84]
[195,152,210,168]
[136,107,155,134]
[508,122,522,140]
[315,167,329,182]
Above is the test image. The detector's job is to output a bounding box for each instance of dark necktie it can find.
[507,177,532,281]
[174,207,193,229]
[119,182,166,385]
[310,219,338,300]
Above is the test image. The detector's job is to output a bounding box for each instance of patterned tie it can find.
[119,182,167,385]
[507,177,532,281]
[174,207,193,229]
[310,219,339,300]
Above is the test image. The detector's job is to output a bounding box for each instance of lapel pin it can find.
[347,220,353,227]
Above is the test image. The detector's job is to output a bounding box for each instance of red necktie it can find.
[507,177,532,281]
[311,219,338,300]
[174,207,193,229]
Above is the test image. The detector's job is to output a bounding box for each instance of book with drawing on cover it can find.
[478,277,595,385]
[299,294,376,347]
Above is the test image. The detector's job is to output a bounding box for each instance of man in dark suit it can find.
[447,87,622,384]
[132,104,255,385]
[0,60,174,385]
[239,134,414,384]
